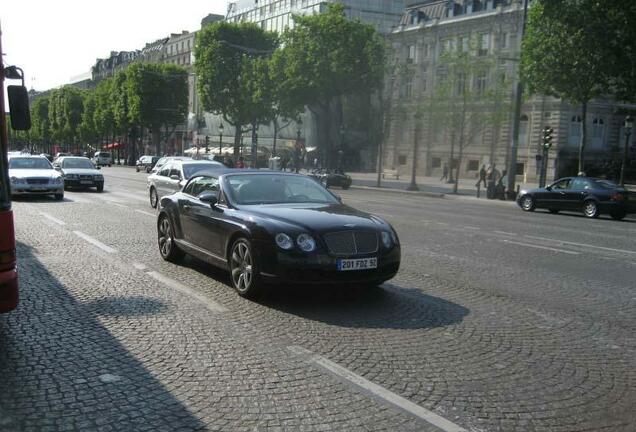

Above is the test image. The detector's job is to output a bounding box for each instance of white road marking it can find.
[132,262,147,271]
[287,346,467,432]
[40,212,65,226]
[525,235,636,255]
[72,231,118,254]
[65,194,94,203]
[108,190,147,203]
[146,271,227,313]
[109,202,129,209]
[464,226,479,230]
[494,231,515,236]
[134,209,156,217]
[499,239,580,255]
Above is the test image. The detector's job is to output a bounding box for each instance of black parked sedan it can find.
[310,169,352,189]
[157,170,400,298]
[517,176,636,220]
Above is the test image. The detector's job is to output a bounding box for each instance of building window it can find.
[520,114,529,147]
[398,155,407,165]
[421,74,427,93]
[479,33,490,56]
[592,117,605,148]
[474,73,487,95]
[423,43,430,58]
[455,72,467,96]
[500,32,509,49]
[515,162,525,175]
[432,157,441,168]
[569,115,582,146]
[457,36,469,52]
[467,160,479,171]
[407,44,417,64]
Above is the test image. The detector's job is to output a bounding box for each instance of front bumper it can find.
[11,184,64,195]
[254,241,401,285]
[65,179,103,188]
[0,268,18,313]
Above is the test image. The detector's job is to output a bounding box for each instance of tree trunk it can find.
[578,100,588,173]
[448,130,456,183]
[272,118,279,157]
[152,126,161,156]
[233,123,242,158]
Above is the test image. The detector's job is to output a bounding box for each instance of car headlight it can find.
[10,177,26,184]
[296,233,316,252]
[52,177,63,184]
[381,231,392,248]
[275,233,294,250]
[94,175,103,180]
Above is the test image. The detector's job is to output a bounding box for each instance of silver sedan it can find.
[8,155,64,200]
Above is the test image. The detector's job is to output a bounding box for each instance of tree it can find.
[194,22,278,156]
[48,86,85,153]
[30,96,51,152]
[270,4,385,168]
[126,63,188,155]
[79,91,98,147]
[521,0,609,172]
[93,78,116,147]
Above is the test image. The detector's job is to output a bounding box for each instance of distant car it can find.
[518,176,636,220]
[39,153,53,162]
[147,159,225,208]
[136,155,159,173]
[54,156,104,192]
[8,156,64,200]
[310,169,352,190]
[156,170,401,298]
[150,156,191,174]
[92,151,112,167]
[53,152,71,164]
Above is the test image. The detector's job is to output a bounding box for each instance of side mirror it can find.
[198,191,218,206]
[54,166,61,171]
[7,85,31,131]
[96,166,101,170]
[170,174,180,181]
[546,186,552,191]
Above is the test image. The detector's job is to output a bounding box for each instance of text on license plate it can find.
[80,180,93,184]
[337,257,377,271]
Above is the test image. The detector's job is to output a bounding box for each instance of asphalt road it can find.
[1,166,635,432]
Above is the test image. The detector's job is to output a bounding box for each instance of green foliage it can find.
[47,86,85,144]
[125,62,188,129]
[271,3,385,114]
[93,78,116,139]
[194,21,278,129]
[30,96,50,143]
[79,91,97,143]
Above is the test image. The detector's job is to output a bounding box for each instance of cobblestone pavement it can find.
[1,166,635,432]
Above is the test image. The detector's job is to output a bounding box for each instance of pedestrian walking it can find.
[440,163,449,182]
[223,152,235,168]
[236,156,245,169]
[486,164,500,199]
[496,169,508,200]
[476,165,487,188]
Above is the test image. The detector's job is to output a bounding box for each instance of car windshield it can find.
[98,152,111,158]
[225,174,338,205]
[8,157,52,170]
[61,158,94,169]
[182,162,224,179]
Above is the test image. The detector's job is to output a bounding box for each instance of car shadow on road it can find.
[0,242,205,431]
[84,296,169,317]
[257,282,470,330]
[537,209,636,223]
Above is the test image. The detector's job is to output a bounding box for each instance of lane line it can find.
[499,239,580,255]
[524,235,636,255]
[287,346,467,432]
[463,226,479,230]
[108,190,147,203]
[146,271,227,313]
[132,262,148,271]
[134,209,156,217]
[72,231,118,254]
[40,212,66,226]
[494,231,515,236]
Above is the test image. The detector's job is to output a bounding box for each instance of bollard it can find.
[476,183,481,198]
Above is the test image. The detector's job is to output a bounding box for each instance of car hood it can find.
[62,168,101,175]
[8,168,60,178]
[240,203,389,233]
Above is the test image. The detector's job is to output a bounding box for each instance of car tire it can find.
[583,200,600,218]
[157,215,184,263]
[150,187,159,209]
[136,167,140,172]
[229,238,262,299]
[548,208,559,214]
[96,184,104,193]
[610,210,626,221]
[342,183,351,190]
[520,195,535,212]
[54,193,64,201]
[108,164,111,167]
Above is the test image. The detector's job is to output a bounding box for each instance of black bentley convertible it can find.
[157,170,400,298]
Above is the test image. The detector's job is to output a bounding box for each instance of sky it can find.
[1,0,228,91]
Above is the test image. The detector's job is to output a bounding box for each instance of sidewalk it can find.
[348,172,539,200]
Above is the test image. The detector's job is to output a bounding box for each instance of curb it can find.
[349,184,445,199]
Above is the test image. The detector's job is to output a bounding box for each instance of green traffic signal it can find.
[542,126,553,150]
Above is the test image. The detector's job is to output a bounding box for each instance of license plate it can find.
[337,257,377,271]
[80,180,93,184]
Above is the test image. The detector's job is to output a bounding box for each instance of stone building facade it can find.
[386,0,635,182]
[91,50,138,83]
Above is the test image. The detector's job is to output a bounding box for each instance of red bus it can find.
[1,26,31,313]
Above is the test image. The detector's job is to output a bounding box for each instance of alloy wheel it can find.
[150,188,158,208]
[584,201,598,218]
[521,196,534,211]
[158,217,172,258]
[231,242,253,293]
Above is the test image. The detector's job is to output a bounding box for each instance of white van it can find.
[92,151,112,167]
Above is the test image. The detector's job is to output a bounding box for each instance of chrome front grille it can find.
[323,231,378,256]
[26,178,48,185]
[80,175,93,180]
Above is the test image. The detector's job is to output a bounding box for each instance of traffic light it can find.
[542,126,553,150]
[205,135,210,153]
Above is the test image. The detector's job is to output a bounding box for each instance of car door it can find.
[179,176,224,256]
[166,163,183,196]
[155,163,172,199]
[564,178,588,210]
[539,178,570,209]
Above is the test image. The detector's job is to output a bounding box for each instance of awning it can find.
[103,142,124,149]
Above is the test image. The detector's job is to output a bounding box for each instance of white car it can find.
[8,155,64,200]
[92,151,113,167]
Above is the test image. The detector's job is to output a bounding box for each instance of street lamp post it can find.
[338,124,345,172]
[407,114,421,192]
[620,116,633,186]
[218,122,224,157]
[295,123,303,173]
